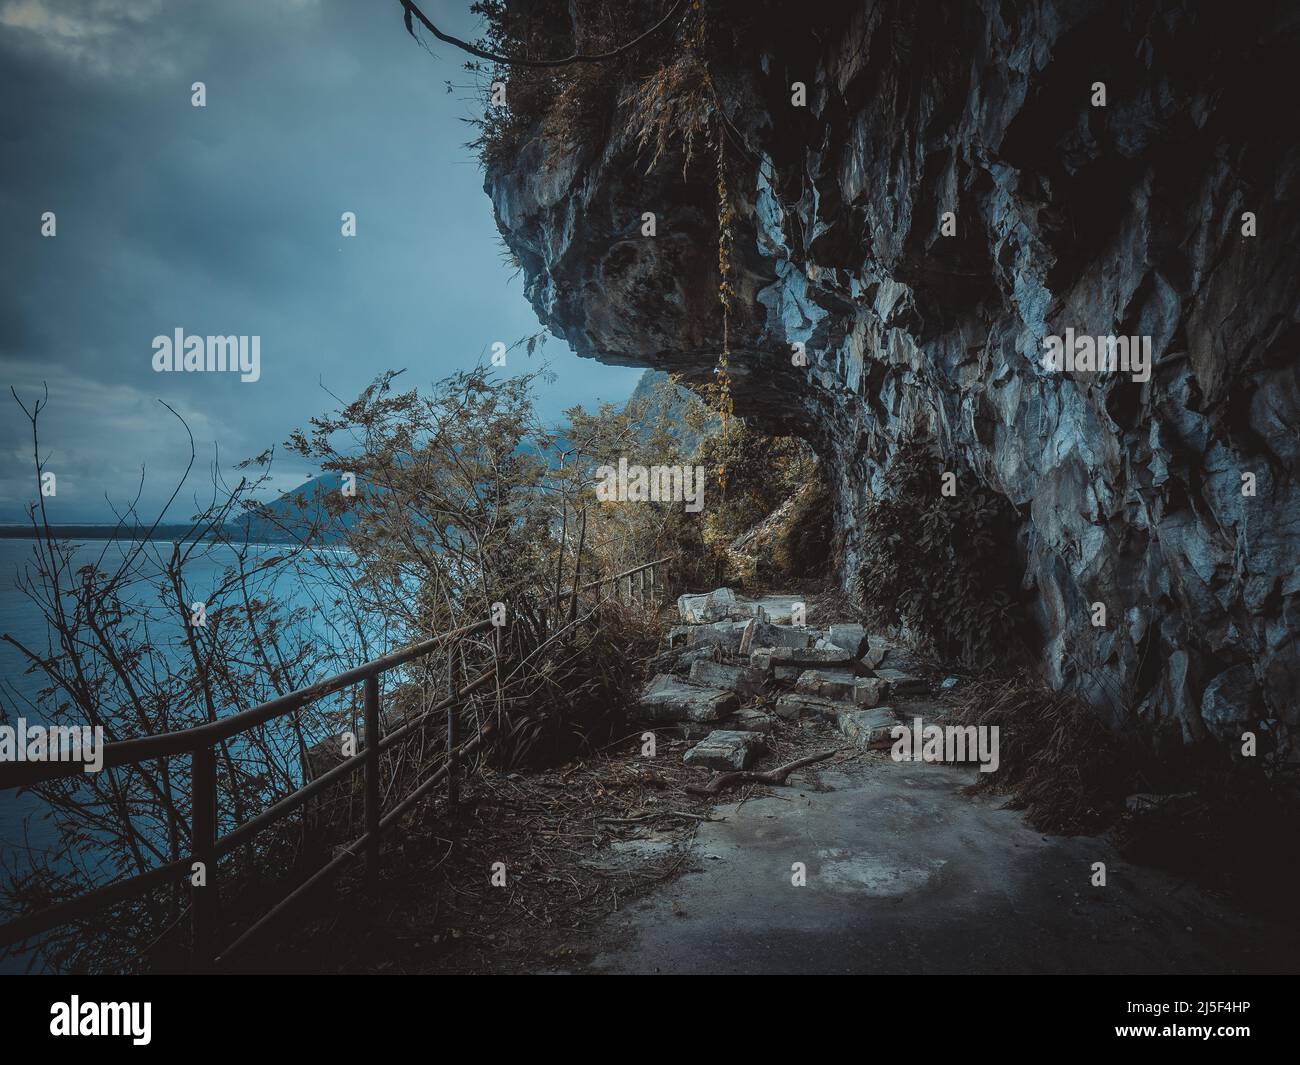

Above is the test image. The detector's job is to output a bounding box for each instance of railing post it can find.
[446,655,458,820]
[190,744,218,971]
[364,673,381,886]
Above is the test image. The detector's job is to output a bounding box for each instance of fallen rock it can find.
[873,667,929,696]
[1125,791,1197,815]
[774,692,853,721]
[683,729,766,770]
[745,621,815,653]
[733,707,778,733]
[636,674,739,724]
[676,644,722,674]
[767,645,858,669]
[837,707,902,749]
[646,642,719,677]
[861,636,890,670]
[747,595,806,625]
[681,620,751,652]
[825,624,869,657]
[689,659,766,700]
[795,669,889,707]
[677,588,769,624]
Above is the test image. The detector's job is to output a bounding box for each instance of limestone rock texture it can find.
[484,1,1300,747]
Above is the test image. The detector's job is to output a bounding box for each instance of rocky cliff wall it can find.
[484,0,1300,749]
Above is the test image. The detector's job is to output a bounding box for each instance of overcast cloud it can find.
[0,0,641,522]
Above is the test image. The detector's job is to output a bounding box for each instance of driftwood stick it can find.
[685,750,838,797]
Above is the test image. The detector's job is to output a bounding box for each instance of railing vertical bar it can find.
[446,653,458,819]
[364,674,381,886]
[191,744,218,971]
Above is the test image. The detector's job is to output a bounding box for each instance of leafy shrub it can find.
[857,440,1024,668]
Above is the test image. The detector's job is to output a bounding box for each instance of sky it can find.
[0,0,643,523]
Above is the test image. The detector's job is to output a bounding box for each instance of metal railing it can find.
[582,556,670,608]
[0,556,673,970]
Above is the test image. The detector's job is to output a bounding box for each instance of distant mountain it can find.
[627,370,719,456]
[0,475,354,544]
[231,472,355,543]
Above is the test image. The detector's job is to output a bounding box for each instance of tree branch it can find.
[400,0,686,68]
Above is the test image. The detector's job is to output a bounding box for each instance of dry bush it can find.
[947,676,1130,833]
[624,49,715,176]
[488,596,661,768]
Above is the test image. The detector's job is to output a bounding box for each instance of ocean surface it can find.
[0,537,362,970]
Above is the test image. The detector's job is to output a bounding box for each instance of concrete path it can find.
[589,759,1294,974]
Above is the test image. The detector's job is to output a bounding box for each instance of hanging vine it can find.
[714,125,737,498]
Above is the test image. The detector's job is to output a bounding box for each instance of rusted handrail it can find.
[0,557,673,968]
[0,618,496,962]
[579,555,671,592]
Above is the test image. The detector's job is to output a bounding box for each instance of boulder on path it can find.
[837,707,901,749]
[636,674,739,723]
[738,618,813,656]
[773,692,850,721]
[672,620,751,652]
[733,707,778,734]
[677,588,769,624]
[795,669,889,707]
[873,667,929,696]
[683,729,766,770]
[764,646,859,670]
[644,642,719,678]
[745,595,806,625]
[825,624,869,657]
[861,636,890,670]
[689,659,766,700]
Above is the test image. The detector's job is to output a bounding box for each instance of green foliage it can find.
[857,440,1023,668]
[691,419,813,537]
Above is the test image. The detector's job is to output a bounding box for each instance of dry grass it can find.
[623,50,715,177]
[947,676,1129,833]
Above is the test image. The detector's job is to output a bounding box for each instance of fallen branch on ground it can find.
[685,750,839,796]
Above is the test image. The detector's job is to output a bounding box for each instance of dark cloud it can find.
[0,0,642,522]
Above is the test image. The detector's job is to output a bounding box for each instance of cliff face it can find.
[485,0,1300,747]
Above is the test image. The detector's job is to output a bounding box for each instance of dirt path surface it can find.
[583,756,1297,975]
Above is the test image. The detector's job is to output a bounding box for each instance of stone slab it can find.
[683,729,766,770]
[774,692,853,721]
[689,659,766,700]
[636,674,739,723]
[795,669,889,707]
[873,668,929,696]
[837,706,902,749]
